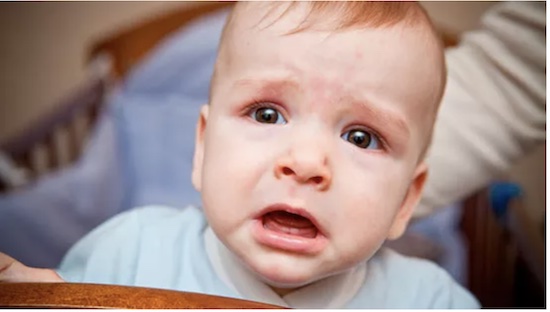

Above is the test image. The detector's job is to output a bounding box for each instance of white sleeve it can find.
[417,2,546,217]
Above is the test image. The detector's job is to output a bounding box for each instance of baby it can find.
[0,2,479,308]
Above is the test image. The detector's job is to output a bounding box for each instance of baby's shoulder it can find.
[351,248,480,308]
[373,247,448,278]
[83,205,207,252]
[57,205,207,284]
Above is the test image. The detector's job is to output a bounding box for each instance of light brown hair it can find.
[260,1,431,33]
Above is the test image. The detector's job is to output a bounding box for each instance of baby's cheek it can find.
[327,234,381,274]
[329,180,402,252]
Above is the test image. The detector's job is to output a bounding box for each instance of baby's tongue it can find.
[263,211,318,238]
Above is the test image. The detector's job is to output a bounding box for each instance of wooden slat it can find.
[0,78,106,190]
[461,189,544,308]
[0,78,105,158]
[45,132,57,170]
[507,199,545,285]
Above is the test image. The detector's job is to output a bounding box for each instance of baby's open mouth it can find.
[262,210,318,239]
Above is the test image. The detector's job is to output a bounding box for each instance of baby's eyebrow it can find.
[350,99,410,149]
[233,77,300,92]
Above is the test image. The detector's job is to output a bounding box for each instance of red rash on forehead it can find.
[301,76,347,112]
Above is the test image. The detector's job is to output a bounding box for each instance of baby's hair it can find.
[259,1,431,34]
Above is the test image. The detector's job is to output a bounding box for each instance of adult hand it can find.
[0,252,64,282]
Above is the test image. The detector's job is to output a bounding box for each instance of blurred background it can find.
[0,1,546,310]
[0,2,544,225]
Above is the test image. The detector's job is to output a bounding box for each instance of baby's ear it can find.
[191,105,209,192]
[387,162,428,240]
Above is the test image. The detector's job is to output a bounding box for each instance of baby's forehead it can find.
[216,1,445,95]
[218,2,444,80]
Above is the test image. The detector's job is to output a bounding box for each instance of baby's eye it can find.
[341,129,380,149]
[251,107,287,124]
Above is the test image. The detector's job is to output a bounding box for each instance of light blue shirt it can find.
[57,206,480,308]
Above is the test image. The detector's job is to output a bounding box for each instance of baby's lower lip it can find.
[251,218,328,255]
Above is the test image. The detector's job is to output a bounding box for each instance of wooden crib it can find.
[0,2,232,191]
[0,2,543,308]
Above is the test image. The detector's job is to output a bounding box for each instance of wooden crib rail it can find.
[0,283,283,309]
[89,2,234,79]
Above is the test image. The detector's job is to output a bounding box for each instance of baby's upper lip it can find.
[255,203,326,236]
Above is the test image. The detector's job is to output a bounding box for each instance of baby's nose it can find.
[274,149,332,192]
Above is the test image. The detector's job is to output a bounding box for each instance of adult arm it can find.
[417,2,546,217]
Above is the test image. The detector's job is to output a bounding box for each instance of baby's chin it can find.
[243,255,337,290]
[256,270,325,292]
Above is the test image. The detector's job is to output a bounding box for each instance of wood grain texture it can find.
[0,282,284,309]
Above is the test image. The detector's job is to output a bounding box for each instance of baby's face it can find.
[193,3,444,289]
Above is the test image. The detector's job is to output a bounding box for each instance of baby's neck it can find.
[270,285,303,297]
